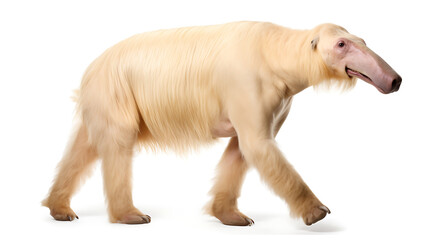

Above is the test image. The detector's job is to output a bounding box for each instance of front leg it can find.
[207,137,254,226]
[229,96,330,226]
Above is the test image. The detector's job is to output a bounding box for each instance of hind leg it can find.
[207,137,253,226]
[96,124,150,224]
[43,125,98,221]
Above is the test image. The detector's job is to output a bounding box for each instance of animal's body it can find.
[43,22,401,226]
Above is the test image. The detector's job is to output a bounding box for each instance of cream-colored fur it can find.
[43,21,360,225]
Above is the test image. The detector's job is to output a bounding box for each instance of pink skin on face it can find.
[334,38,402,94]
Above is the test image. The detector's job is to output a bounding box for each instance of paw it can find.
[303,205,330,226]
[49,207,79,221]
[216,210,254,226]
[118,214,151,224]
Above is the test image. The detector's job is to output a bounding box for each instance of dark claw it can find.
[67,216,72,221]
[141,215,151,223]
[245,217,254,226]
[319,206,331,214]
[76,215,79,219]
[304,205,330,226]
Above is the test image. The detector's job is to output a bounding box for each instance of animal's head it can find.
[311,24,401,94]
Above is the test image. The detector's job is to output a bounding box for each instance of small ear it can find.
[311,36,319,50]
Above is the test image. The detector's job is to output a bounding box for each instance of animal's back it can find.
[79,22,270,152]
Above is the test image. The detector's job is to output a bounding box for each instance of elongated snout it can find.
[345,43,401,94]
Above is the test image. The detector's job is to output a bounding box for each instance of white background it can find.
[1,0,428,239]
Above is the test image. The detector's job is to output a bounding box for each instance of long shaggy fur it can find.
[44,21,360,225]
[78,22,353,153]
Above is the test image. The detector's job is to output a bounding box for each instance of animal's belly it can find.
[211,119,237,138]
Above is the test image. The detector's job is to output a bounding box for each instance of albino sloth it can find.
[43,22,401,226]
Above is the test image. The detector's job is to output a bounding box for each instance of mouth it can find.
[345,67,386,93]
[346,67,372,83]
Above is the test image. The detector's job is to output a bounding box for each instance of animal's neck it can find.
[262,25,328,96]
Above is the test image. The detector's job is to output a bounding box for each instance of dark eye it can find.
[338,41,345,48]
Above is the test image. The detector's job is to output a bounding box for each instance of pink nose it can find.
[390,75,402,93]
